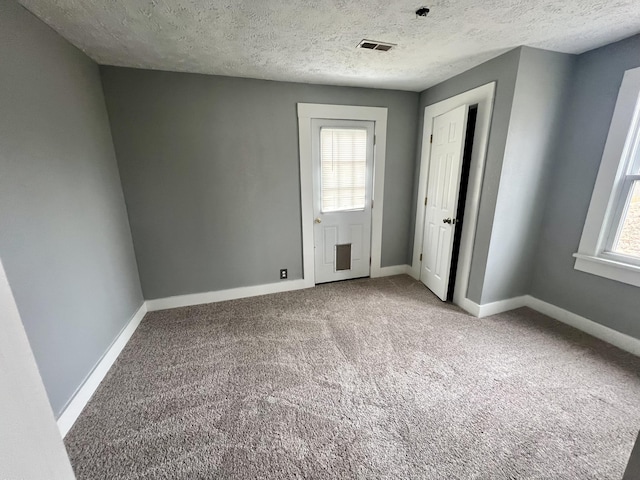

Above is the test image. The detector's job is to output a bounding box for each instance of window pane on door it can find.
[614,180,640,258]
[320,128,367,212]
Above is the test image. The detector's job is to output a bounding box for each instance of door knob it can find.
[314,218,322,224]
[443,218,455,224]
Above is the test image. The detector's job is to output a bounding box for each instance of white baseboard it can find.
[147,267,413,312]
[57,302,147,437]
[458,293,640,357]
[375,265,411,277]
[456,296,527,318]
[145,278,312,312]
[524,296,640,357]
[478,296,528,318]
[457,297,481,317]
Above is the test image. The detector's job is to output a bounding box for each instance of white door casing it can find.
[411,83,496,313]
[421,105,468,300]
[298,104,388,286]
[312,120,374,283]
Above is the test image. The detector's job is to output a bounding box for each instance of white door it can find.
[311,119,375,284]
[421,105,469,300]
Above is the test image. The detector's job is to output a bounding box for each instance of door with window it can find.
[311,119,375,284]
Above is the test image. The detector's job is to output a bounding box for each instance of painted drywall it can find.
[415,48,521,303]
[0,0,143,416]
[100,67,419,300]
[480,47,576,303]
[0,258,75,479]
[531,34,640,340]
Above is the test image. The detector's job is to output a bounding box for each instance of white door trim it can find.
[410,83,496,307]
[298,104,388,283]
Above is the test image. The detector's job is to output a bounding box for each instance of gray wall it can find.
[480,47,575,303]
[416,47,575,305]
[100,67,419,300]
[531,34,640,340]
[416,49,521,303]
[0,0,143,416]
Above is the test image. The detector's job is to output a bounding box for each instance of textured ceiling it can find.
[18,0,640,91]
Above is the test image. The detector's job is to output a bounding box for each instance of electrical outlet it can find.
[280,269,288,280]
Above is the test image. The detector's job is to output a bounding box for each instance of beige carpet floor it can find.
[64,275,640,479]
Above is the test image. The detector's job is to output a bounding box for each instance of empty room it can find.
[2,0,640,478]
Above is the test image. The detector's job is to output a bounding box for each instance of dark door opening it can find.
[447,105,478,302]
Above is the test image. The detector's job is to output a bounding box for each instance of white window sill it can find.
[573,253,640,288]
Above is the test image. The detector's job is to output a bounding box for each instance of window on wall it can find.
[608,157,640,260]
[575,66,640,286]
[320,127,368,213]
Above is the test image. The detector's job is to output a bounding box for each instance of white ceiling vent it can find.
[357,40,396,52]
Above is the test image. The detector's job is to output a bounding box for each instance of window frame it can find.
[574,66,640,287]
